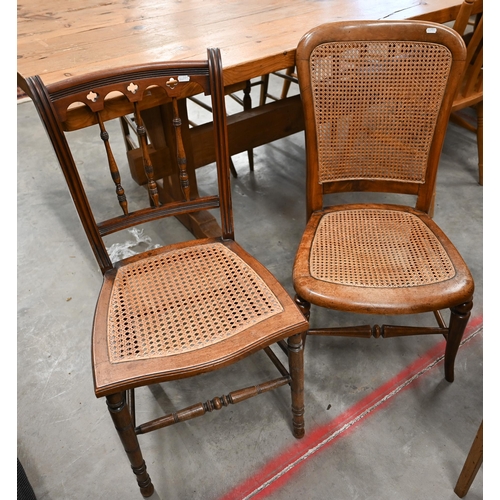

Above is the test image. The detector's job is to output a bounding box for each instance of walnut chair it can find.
[23,48,308,497]
[449,0,483,185]
[292,21,474,387]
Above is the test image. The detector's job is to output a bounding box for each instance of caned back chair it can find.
[292,21,474,386]
[23,48,308,497]
[450,0,483,185]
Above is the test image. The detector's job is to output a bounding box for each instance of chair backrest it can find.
[452,0,483,107]
[23,48,233,274]
[295,20,467,217]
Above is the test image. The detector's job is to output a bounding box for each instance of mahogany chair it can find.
[449,0,483,185]
[23,48,308,497]
[292,21,474,386]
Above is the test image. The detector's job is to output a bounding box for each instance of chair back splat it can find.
[293,21,474,387]
[297,21,467,217]
[26,50,234,274]
[24,48,308,498]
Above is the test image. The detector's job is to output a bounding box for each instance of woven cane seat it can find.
[310,209,455,288]
[293,203,473,315]
[107,242,284,363]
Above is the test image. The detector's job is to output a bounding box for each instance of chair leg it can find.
[280,66,296,100]
[294,294,311,321]
[288,332,306,439]
[294,294,311,351]
[476,102,483,186]
[259,74,270,107]
[454,421,483,498]
[106,392,154,498]
[229,158,238,178]
[242,81,254,171]
[444,301,473,382]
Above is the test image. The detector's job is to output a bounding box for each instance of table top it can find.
[18,0,466,88]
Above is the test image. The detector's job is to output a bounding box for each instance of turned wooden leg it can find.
[106,392,154,497]
[445,301,473,382]
[454,421,483,498]
[288,332,306,439]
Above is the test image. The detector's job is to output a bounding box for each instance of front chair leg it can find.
[445,301,473,382]
[106,392,154,497]
[288,332,306,439]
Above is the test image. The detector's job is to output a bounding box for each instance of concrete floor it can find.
[17,77,483,500]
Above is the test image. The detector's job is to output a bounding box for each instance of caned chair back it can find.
[295,21,467,217]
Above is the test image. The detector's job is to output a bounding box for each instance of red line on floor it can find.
[219,315,483,500]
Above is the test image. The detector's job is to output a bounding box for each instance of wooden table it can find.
[18,0,469,87]
[18,0,469,237]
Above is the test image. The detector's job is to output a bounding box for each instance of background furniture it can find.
[292,21,474,385]
[450,0,483,185]
[17,1,480,240]
[24,48,308,497]
[454,420,483,497]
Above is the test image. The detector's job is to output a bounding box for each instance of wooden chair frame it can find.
[22,48,308,497]
[293,20,474,385]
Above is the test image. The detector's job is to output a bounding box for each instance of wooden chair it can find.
[292,21,474,386]
[449,0,483,185]
[23,48,308,498]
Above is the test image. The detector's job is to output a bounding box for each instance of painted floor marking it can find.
[219,316,483,500]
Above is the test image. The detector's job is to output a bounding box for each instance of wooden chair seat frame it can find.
[23,48,308,498]
[293,20,474,385]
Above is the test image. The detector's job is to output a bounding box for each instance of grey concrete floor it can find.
[17,77,484,500]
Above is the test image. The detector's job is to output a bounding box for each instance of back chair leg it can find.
[106,392,154,498]
[288,332,306,439]
[445,301,473,382]
[294,294,311,321]
[259,74,270,107]
[242,81,254,172]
